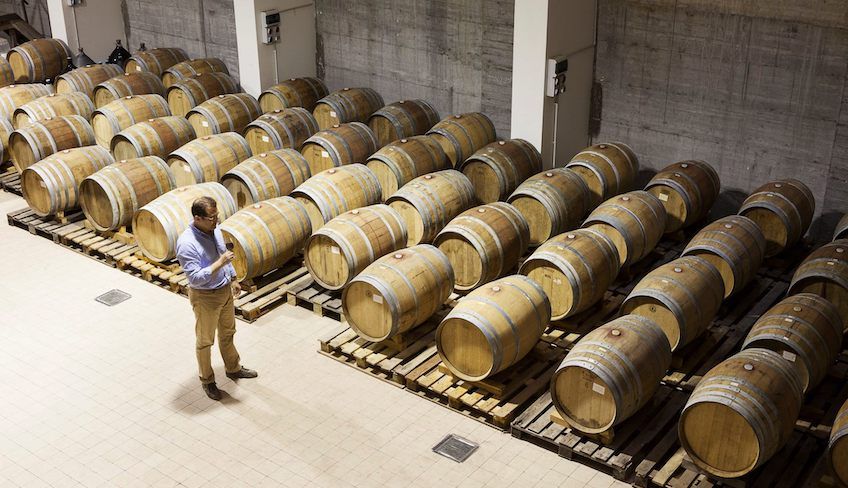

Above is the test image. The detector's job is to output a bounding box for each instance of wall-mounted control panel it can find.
[261,9,281,44]
[545,56,568,98]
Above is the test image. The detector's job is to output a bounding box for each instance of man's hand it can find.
[218,250,235,264]
[232,280,242,296]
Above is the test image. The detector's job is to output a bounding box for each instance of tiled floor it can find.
[0,191,629,488]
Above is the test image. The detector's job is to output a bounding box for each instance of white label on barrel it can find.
[372,294,383,304]
[782,350,797,362]
[658,191,669,202]
[321,151,329,158]
[39,181,46,188]
[201,121,208,127]
[262,135,269,142]
[135,66,141,71]
[329,110,337,118]
[553,278,562,285]
[331,246,340,254]
[592,383,605,395]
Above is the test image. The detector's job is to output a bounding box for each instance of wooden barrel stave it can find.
[367,99,440,147]
[582,190,666,267]
[91,94,171,147]
[162,58,229,87]
[8,38,72,82]
[9,115,96,172]
[125,48,189,77]
[258,77,329,112]
[187,93,262,137]
[55,64,123,99]
[166,72,240,117]
[21,145,114,216]
[111,116,196,161]
[738,179,815,257]
[313,87,384,129]
[508,168,591,246]
[222,149,311,208]
[0,84,54,119]
[788,239,848,330]
[835,213,848,241]
[168,132,252,187]
[301,122,379,175]
[426,112,497,167]
[566,142,639,207]
[290,164,382,231]
[13,92,95,129]
[244,108,319,154]
[645,160,720,233]
[830,399,848,486]
[93,72,166,108]
[459,138,543,204]
[366,135,450,198]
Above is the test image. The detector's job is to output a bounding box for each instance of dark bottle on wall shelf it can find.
[108,40,131,68]
[74,47,96,67]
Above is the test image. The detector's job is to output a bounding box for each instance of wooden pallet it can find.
[59,224,140,267]
[0,165,21,196]
[235,265,311,321]
[6,208,85,241]
[286,271,345,322]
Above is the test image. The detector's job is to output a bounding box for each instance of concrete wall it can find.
[592,0,848,238]
[315,0,514,137]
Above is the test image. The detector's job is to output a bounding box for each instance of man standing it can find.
[175,196,258,400]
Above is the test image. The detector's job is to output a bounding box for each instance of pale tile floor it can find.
[0,191,628,488]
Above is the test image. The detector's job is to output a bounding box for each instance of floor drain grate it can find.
[432,434,479,463]
[95,289,131,306]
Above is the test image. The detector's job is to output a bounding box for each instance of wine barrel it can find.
[0,83,54,119]
[343,244,454,342]
[835,213,848,241]
[738,179,814,257]
[0,117,13,162]
[566,142,638,207]
[187,93,261,137]
[9,115,96,172]
[366,135,450,198]
[830,399,848,486]
[582,191,666,267]
[426,112,497,167]
[682,215,766,298]
[243,108,319,153]
[788,239,848,329]
[219,196,311,281]
[459,139,543,204]
[313,87,384,129]
[55,64,123,99]
[436,274,550,381]
[507,168,591,246]
[91,94,171,147]
[519,228,620,320]
[162,58,229,87]
[125,48,189,77]
[110,116,195,160]
[166,72,240,117]
[133,182,236,262]
[290,164,382,231]
[259,77,329,112]
[434,202,530,291]
[550,315,671,434]
[93,72,165,108]
[742,293,842,392]
[620,256,724,350]
[168,132,252,187]
[386,169,477,246]
[21,146,114,216]
[7,38,72,83]
[13,92,94,129]
[221,149,311,208]
[645,160,720,233]
[367,99,440,147]
[679,348,804,478]
[304,204,407,290]
[79,156,176,231]
[300,122,379,175]
[0,57,14,88]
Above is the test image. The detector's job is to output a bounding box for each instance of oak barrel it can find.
[645,160,720,233]
[300,122,379,175]
[313,87,384,129]
[13,92,94,129]
[187,93,261,137]
[0,57,14,88]
[290,164,382,231]
[366,135,450,198]
[93,72,165,108]
[582,190,666,267]
[162,58,229,87]
[426,112,496,167]
[9,115,96,172]
[166,72,240,117]
[367,99,440,147]
[221,149,311,208]
[259,77,329,112]
[835,213,848,241]
[55,64,123,99]
[0,117,13,162]
[168,132,252,187]
[788,239,848,330]
[830,399,848,486]
[110,116,195,160]
[0,83,54,119]
[21,145,114,216]
[738,179,814,257]
[507,168,591,246]
[459,139,542,203]
[125,48,189,77]
[7,38,72,83]
[243,108,319,154]
[566,142,638,207]
[91,94,171,147]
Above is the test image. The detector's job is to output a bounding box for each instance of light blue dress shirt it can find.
[175,222,237,290]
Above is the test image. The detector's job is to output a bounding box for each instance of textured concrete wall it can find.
[123,0,239,78]
[0,0,51,38]
[315,0,514,137]
[593,0,848,238]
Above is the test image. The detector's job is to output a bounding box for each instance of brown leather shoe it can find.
[226,367,258,379]
[202,382,222,400]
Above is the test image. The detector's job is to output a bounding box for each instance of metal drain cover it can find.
[95,289,131,306]
[432,434,478,463]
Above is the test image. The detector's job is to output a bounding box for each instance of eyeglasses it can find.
[200,214,219,222]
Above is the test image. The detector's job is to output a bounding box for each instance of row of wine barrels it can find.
[789,239,848,330]
[386,170,477,246]
[550,315,671,434]
[460,139,542,204]
[367,99,440,147]
[259,77,329,112]
[738,179,814,257]
[80,156,175,231]
[133,182,236,262]
[436,274,550,381]
[343,244,454,342]
[13,92,94,129]
[92,94,171,147]
[366,135,449,197]
[166,72,240,117]
[314,87,384,129]
[645,160,720,233]
[0,117,13,162]
[290,164,382,231]
[426,112,496,167]
[741,293,842,392]
[508,168,591,246]
[583,191,666,267]
[566,142,638,208]
[9,115,96,172]
[169,132,251,187]
[835,213,848,241]
[126,48,190,77]
[301,122,379,175]
[0,57,14,88]
[244,108,318,154]
[187,93,262,137]
[162,58,229,88]
[111,116,195,160]
[222,149,311,208]
[55,64,123,99]
[0,83,54,119]
[519,228,620,320]
[621,256,724,351]
[220,196,311,281]
[830,399,848,486]
[8,38,72,83]
[21,145,114,217]
[679,348,804,478]
[304,204,407,290]
[93,72,165,108]
[434,202,530,291]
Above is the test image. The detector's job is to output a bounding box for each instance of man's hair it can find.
[191,197,218,217]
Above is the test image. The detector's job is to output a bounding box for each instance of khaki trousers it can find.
[189,286,240,384]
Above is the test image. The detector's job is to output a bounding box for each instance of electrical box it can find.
[261,10,281,44]
[546,56,568,98]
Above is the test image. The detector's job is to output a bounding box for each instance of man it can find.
[175,196,257,400]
